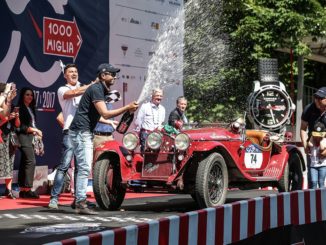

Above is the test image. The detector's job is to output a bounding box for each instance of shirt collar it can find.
[150,101,160,108]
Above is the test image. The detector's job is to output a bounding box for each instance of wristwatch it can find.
[247,59,295,131]
[248,81,295,131]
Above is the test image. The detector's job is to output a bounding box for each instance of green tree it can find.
[184,0,326,123]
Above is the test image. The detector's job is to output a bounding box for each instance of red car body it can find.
[93,124,305,210]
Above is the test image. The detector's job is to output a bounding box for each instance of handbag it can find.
[33,135,45,156]
[9,131,20,148]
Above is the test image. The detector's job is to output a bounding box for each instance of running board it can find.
[254,176,278,181]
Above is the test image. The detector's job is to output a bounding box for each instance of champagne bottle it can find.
[116,111,134,134]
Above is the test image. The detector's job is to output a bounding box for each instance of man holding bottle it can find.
[68,63,138,215]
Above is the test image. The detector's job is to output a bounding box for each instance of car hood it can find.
[182,127,238,141]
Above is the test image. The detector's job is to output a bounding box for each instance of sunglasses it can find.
[316,96,326,100]
[105,72,116,77]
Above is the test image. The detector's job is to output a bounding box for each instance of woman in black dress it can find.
[16,87,43,198]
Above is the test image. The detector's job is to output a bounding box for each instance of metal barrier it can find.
[45,189,326,245]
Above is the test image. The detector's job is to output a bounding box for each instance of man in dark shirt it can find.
[69,63,138,214]
[168,96,188,129]
[300,86,326,188]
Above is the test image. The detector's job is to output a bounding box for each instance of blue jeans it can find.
[310,166,326,189]
[69,130,93,203]
[51,131,76,201]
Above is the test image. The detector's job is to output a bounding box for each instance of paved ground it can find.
[0,190,276,245]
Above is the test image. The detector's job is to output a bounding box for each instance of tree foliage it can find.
[183,0,326,123]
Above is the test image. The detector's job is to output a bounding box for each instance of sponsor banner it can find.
[0,0,109,169]
[1,0,184,169]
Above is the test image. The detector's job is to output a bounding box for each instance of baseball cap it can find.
[97,63,120,75]
[314,87,326,99]
[312,122,326,137]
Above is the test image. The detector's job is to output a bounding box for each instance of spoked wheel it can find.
[93,158,126,210]
[195,153,228,208]
[278,152,303,192]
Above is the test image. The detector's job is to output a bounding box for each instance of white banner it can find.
[109,0,184,126]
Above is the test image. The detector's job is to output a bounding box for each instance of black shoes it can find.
[71,199,97,209]
[75,200,98,215]
[4,189,16,199]
[19,190,40,199]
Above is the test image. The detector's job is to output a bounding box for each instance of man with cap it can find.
[300,86,326,188]
[68,63,138,214]
[307,122,326,189]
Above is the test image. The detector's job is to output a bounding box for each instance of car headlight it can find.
[147,132,163,150]
[123,132,139,151]
[175,133,190,151]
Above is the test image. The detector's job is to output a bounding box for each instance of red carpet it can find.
[0,192,172,210]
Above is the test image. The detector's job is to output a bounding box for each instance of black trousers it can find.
[18,144,36,188]
[140,130,149,152]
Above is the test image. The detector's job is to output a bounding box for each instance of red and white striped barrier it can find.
[46,189,326,245]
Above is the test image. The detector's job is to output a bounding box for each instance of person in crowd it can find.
[307,122,326,189]
[0,83,14,111]
[135,88,165,152]
[48,63,93,209]
[16,87,43,198]
[68,63,138,214]
[301,86,326,188]
[0,83,19,199]
[168,96,188,129]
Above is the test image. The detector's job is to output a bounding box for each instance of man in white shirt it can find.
[135,88,165,152]
[48,64,92,210]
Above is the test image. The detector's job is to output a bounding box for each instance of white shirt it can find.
[57,82,82,130]
[135,101,165,131]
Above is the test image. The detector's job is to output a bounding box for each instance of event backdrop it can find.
[0,0,184,170]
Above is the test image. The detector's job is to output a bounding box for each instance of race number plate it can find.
[244,144,263,169]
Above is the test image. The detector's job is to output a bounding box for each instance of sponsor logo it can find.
[134,48,143,58]
[121,74,136,79]
[245,144,261,153]
[43,17,82,60]
[168,0,181,6]
[130,18,141,25]
[121,17,128,22]
[121,17,142,25]
[121,45,128,57]
[22,223,103,234]
[151,22,160,30]
[121,74,136,80]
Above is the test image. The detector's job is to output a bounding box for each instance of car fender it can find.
[184,140,238,168]
[286,144,306,172]
[269,144,305,180]
[94,140,137,181]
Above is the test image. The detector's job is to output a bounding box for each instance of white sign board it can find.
[109,0,184,127]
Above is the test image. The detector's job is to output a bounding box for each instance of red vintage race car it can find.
[92,120,305,210]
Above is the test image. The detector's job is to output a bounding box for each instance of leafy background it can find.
[183,0,326,124]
